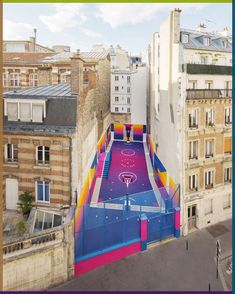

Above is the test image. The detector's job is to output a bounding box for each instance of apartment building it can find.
[110,45,147,124]
[147,9,232,235]
[3,50,111,211]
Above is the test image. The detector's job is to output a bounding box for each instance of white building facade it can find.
[110,45,147,124]
[147,9,232,236]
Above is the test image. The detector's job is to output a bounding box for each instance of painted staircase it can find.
[102,150,112,178]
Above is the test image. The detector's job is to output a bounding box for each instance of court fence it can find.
[74,187,180,275]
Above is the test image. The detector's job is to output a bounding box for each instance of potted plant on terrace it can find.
[18,192,33,220]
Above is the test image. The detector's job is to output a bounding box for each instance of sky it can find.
[3,3,232,56]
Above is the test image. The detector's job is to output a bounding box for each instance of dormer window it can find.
[181,33,189,44]
[203,37,211,46]
[222,39,228,48]
[5,99,46,123]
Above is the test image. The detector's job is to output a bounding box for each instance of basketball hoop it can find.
[122,174,133,188]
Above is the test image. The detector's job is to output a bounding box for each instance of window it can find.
[188,80,197,89]
[189,141,198,160]
[115,107,119,112]
[205,170,214,189]
[10,73,20,87]
[7,102,18,121]
[224,137,232,155]
[29,73,38,87]
[225,107,232,124]
[205,80,213,89]
[224,167,232,183]
[36,146,50,165]
[225,81,231,97]
[201,56,208,65]
[181,33,189,44]
[20,103,31,122]
[115,86,119,92]
[115,97,119,102]
[222,39,228,48]
[32,104,43,123]
[205,108,214,127]
[127,108,130,113]
[127,97,130,104]
[204,199,213,215]
[127,87,130,93]
[115,76,119,81]
[189,108,198,128]
[205,139,214,158]
[36,181,50,202]
[203,37,210,46]
[189,174,198,191]
[127,76,131,83]
[5,144,18,163]
[223,194,231,210]
[34,210,62,232]
[3,73,7,87]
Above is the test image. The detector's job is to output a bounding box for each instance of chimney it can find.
[172,8,181,43]
[197,23,206,33]
[29,28,37,52]
[70,49,84,95]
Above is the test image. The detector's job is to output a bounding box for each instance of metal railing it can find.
[186,89,232,100]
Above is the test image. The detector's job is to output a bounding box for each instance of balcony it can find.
[189,155,198,160]
[205,154,214,159]
[205,183,213,190]
[184,63,232,75]
[189,123,198,130]
[186,89,232,100]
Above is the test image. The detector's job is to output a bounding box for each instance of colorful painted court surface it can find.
[98,141,158,206]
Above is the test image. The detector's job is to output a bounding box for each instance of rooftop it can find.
[4,83,75,98]
[42,51,109,63]
[3,52,56,64]
[181,29,232,53]
[4,83,77,135]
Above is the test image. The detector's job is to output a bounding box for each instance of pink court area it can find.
[98,141,155,202]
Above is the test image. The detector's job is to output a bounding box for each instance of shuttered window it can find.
[32,105,43,123]
[224,137,232,154]
[20,103,31,121]
[7,102,18,121]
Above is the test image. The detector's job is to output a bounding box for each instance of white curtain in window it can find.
[7,102,18,121]
[32,105,43,123]
[20,103,31,121]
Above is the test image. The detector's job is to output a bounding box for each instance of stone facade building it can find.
[3,50,111,211]
[147,9,232,235]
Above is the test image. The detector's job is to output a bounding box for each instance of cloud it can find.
[82,28,103,38]
[96,3,210,28]
[3,20,33,40]
[40,4,87,33]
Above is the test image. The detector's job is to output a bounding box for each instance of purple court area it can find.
[98,141,158,206]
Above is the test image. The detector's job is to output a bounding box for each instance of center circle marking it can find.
[121,149,135,157]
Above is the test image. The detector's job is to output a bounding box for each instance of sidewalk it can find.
[51,218,232,291]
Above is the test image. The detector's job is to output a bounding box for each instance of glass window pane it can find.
[34,210,44,232]
[43,212,53,230]
[45,182,50,202]
[53,214,62,227]
[37,146,43,162]
[37,181,44,201]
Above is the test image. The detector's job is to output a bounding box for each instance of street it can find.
[51,219,232,291]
